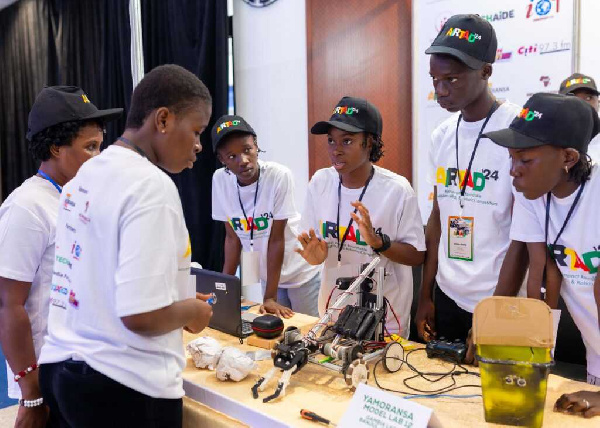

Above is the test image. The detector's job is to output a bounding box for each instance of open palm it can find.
[295,229,328,265]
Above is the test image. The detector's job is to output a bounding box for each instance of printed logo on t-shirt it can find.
[78,186,88,194]
[55,255,72,269]
[183,237,191,258]
[63,193,75,211]
[228,212,273,239]
[69,290,80,308]
[550,244,600,275]
[435,165,503,207]
[51,284,68,295]
[319,220,383,257]
[66,223,77,233]
[71,241,82,260]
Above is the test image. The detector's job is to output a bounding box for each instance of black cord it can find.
[373,347,481,397]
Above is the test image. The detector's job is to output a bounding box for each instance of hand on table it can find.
[555,391,600,418]
[260,298,294,319]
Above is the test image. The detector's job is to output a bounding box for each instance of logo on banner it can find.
[482,10,515,22]
[540,76,551,87]
[495,48,512,62]
[518,41,571,56]
[427,91,437,102]
[526,0,560,21]
[489,82,510,94]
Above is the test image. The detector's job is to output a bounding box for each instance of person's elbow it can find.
[121,313,159,336]
[409,250,426,266]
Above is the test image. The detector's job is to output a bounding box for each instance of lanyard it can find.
[541,181,586,298]
[336,166,375,263]
[237,168,261,249]
[455,101,499,210]
[37,170,62,193]
[117,136,148,159]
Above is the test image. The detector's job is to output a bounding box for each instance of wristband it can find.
[372,232,391,254]
[14,363,38,382]
[19,397,44,408]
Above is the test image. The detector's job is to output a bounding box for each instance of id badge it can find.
[448,216,474,261]
[241,250,260,286]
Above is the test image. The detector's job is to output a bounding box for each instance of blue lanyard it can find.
[37,170,62,193]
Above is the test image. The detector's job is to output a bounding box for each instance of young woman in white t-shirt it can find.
[211,115,320,317]
[484,93,600,418]
[38,65,213,428]
[0,86,121,427]
[296,97,426,339]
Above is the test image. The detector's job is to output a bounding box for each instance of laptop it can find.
[191,268,254,338]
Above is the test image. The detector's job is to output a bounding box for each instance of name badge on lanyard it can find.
[448,216,474,261]
[238,168,261,286]
[449,101,499,262]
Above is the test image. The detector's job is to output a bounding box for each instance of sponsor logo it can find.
[79,213,91,225]
[518,108,543,121]
[56,255,72,269]
[550,244,600,274]
[216,120,241,134]
[482,10,515,22]
[526,0,560,21]
[51,285,69,295]
[540,76,551,87]
[517,41,571,56]
[69,290,79,308]
[51,298,67,309]
[333,106,359,115]
[71,242,82,260]
[63,193,75,211]
[66,224,77,233]
[518,44,538,56]
[445,27,482,43]
[495,48,512,62]
[78,186,88,194]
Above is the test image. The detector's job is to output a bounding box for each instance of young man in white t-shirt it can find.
[0,86,121,426]
[416,14,526,343]
[38,65,213,428]
[484,93,600,418]
[296,97,426,339]
[211,114,320,317]
[558,73,600,162]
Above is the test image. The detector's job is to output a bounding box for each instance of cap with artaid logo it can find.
[211,114,257,152]
[559,73,599,96]
[425,14,497,69]
[483,93,597,153]
[27,86,123,140]
[311,96,382,137]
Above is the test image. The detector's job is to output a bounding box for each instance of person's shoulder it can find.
[3,177,58,212]
[212,166,232,185]
[373,166,415,195]
[261,160,293,180]
[496,101,522,123]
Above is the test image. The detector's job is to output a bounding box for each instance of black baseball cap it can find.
[311,96,382,137]
[483,93,596,153]
[559,73,600,96]
[27,86,123,140]
[211,114,257,152]
[425,14,497,69]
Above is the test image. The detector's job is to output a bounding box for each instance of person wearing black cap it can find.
[211,114,320,317]
[37,65,213,427]
[296,97,426,339]
[416,14,526,344]
[0,86,122,427]
[484,93,600,418]
[559,73,600,161]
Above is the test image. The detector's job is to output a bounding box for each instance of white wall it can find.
[232,0,309,211]
[580,0,600,78]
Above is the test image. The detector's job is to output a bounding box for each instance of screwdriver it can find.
[300,409,337,426]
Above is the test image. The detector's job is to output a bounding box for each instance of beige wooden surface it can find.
[183,312,600,427]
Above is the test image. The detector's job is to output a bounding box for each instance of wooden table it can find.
[182,312,600,427]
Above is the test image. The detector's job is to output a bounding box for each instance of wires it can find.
[372,347,481,398]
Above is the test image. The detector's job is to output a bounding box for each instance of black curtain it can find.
[0,0,132,199]
[141,0,228,272]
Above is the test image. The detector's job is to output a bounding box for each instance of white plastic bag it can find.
[186,337,223,370]
[215,347,256,382]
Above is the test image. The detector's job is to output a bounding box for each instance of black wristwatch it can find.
[371,231,391,254]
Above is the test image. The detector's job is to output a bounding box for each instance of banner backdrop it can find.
[414,0,575,223]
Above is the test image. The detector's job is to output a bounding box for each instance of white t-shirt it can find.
[429,102,521,312]
[39,146,193,399]
[510,164,600,378]
[588,133,600,162]
[212,160,318,287]
[302,166,426,339]
[0,176,58,399]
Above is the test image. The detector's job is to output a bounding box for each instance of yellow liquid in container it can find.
[477,345,553,428]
